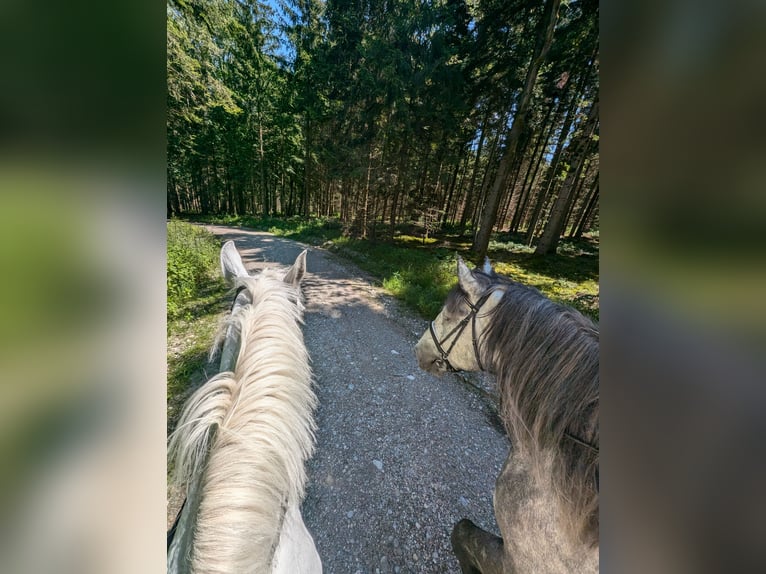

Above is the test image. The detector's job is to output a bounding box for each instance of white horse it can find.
[168,240,322,573]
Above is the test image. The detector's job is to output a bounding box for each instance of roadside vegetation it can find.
[179,215,599,321]
[166,221,229,432]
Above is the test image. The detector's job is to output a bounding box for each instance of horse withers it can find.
[415,256,598,573]
[168,240,322,574]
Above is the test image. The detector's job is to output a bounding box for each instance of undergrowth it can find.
[175,214,599,321]
[167,220,223,319]
[166,220,229,431]
[184,213,343,245]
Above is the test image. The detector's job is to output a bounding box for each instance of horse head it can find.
[415,255,505,375]
[217,240,307,372]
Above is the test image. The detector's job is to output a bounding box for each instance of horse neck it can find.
[483,288,598,439]
[172,278,317,573]
[232,282,307,378]
[484,288,599,548]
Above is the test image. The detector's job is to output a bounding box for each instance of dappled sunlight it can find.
[303,276,389,317]
[190,221,600,323]
[394,234,440,247]
[493,259,599,321]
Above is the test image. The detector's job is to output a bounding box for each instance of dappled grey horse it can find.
[415,256,598,573]
[168,241,322,573]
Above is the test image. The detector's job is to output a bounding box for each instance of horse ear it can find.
[457,255,481,298]
[284,249,307,286]
[482,256,495,276]
[220,240,249,282]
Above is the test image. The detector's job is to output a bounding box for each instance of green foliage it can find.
[332,237,459,318]
[487,231,599,319]
[330,233,599,322]
[166,220,222,318]
[167,0,598,258]
[178,215,599,321]
[185,213,344,245]
[166,220,230,429]
[166,299,224,433]
[166,273,234,433]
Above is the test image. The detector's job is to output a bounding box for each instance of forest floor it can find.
[167,225,510,574]
[179,214,599,321]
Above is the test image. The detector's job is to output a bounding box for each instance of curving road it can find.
[194,225,510,573]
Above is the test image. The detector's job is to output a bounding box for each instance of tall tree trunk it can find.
[497,146,527,228]
[535,99,598,255]
[258,119,269,216]
[432,159,445,207]
[361,143,374,238]
[459,111,489,234]
[414,145,431,209]
[472,0,561,259]
[442,154,463,226]
[390,141,410,237]
[573,175,599,239]
[302,115,312,217]
[509,98,557,232]
[449,151,470,225]
[468,124,503,234]
[288,176,295,216]
[524,95,579,243]
[562,155,594,234]
[167,180,175,218]
[168,174,181,217]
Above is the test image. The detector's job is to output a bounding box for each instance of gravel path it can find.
[199,225,510,573]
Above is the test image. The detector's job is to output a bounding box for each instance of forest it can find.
[167,0,598,257]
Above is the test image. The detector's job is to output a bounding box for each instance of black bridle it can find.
[429,288,503,372]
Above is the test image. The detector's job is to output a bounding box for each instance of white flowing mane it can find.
[168,268,317,573]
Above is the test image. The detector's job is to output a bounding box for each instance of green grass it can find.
[331,237,460,318]
[174,214,599,322]
[330,234,599,321]
[167,220,223,319]
[166,221,230,431]
[184,213,344,245]
[166,282,231,432]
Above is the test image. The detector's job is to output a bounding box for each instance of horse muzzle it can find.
[415,338,447,375]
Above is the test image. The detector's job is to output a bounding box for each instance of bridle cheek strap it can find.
[429,289,500,372]
[429,316,470,372]
[470,308,485,372]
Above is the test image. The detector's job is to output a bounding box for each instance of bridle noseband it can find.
[429,288,502,372]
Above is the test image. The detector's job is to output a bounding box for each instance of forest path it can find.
[197,225,509,573]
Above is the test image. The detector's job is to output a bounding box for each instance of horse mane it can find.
[168,269,317,573]
[451,272,599,548]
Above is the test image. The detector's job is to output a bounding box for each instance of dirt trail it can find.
[191,226,510,573]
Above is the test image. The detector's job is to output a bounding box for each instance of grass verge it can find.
[166,221,229,433]
[175,214,599,322]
